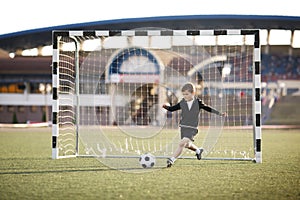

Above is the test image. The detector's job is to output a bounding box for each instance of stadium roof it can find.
[0,15,300,52]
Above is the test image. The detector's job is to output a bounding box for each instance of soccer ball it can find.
[139,153,155,168]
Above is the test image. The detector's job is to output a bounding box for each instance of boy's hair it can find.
[181,82,195,93]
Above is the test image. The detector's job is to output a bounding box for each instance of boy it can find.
[162,82,226,167]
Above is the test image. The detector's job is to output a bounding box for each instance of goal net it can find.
[52,29,262,171]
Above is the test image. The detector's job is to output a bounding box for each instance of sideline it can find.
[0,122,50,128]
[0,123,299,129]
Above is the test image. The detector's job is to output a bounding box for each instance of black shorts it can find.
[180,127,198,142]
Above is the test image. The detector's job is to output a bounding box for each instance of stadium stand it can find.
[262,54,300,81]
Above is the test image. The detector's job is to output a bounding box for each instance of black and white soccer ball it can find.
[139,153,156,168]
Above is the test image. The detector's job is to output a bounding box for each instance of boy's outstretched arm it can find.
[198,99,227,117]
[162,103,181,112]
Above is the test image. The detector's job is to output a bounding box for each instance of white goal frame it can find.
[52,29,262,163]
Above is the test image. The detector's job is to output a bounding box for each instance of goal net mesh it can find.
[54,29,257,171]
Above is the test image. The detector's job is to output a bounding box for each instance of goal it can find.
[52,29,262,169]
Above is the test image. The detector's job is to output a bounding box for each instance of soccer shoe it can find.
[196,148,204,160]
[166,158,174,168]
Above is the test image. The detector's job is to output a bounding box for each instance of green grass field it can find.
[0,127,299,200]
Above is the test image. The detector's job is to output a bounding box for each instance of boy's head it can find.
[181,82,195,93]
[181,83,195,101]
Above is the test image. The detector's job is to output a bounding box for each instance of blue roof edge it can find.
[0,14,299,39]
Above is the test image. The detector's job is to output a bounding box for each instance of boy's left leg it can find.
[195,148,204,160]
[186,142,204,160]
[182,129,204,160]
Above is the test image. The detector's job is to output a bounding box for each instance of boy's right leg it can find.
[166,158,174,168]
[166,138,190,167]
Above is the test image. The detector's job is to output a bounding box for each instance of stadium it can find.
[0,15,299,125]
[0,14,299,199]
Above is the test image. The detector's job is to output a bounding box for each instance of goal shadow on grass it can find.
[0,156,254,175]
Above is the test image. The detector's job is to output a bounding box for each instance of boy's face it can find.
[182,90,194,101]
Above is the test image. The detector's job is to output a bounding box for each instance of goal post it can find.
[52,29,262,167]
